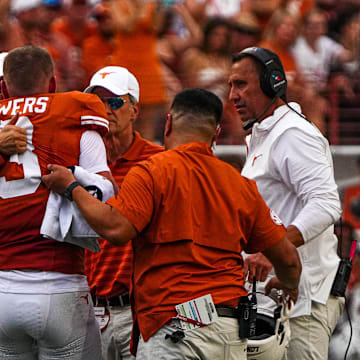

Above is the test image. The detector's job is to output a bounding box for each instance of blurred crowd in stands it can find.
[0,1,360,357]
[0,0,359,357]
[1,0,359,144]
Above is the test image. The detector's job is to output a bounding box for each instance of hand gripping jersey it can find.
[0,91,109,274]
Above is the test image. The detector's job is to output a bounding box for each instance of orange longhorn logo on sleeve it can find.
[252,154,263,166]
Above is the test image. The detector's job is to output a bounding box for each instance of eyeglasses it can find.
[100,97,127,110]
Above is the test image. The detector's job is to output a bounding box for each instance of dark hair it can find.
[171,88,223,125]
[3,46,54,97]
[202,16,232,55]
[232,50,265,76]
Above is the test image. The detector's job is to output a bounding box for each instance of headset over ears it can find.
[235,47,287,101]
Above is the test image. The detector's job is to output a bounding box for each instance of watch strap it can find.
[63,181,82,201]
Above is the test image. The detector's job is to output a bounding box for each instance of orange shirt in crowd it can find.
[82,3,166,103]
[112,2,166,105]
[258,39,297,73]
[0,21,25,52]
[82,33,120,80]
[51,17,98,48]
[108,142,286,348]
[85,131,163,298]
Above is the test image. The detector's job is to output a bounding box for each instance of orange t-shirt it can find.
[51,18,98,48]
[81,3,166,104]
[108,142,286,343]
[111,2,166,105]
[82,33,119,80]
[85,132,163,298]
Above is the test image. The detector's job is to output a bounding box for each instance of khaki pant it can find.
[101,305,135,360]
[285,296,345,360]
[136,317,247,360]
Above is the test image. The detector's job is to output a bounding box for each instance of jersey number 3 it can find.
[0,116,41,199]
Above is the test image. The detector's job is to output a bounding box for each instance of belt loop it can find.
[119,295,124,307]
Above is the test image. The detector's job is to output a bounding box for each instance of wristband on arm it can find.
[63,181,82,201]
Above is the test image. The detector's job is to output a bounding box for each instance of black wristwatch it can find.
[63,181,82,201]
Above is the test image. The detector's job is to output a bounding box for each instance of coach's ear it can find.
[48,76,56,93]
[164,113,172,137]
[1,79,9,99]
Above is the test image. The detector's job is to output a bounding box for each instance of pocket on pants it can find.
[327,296,345,334]
[224,339,247,360]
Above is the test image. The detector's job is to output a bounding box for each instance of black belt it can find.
[92,292,130,307]
[215,306,238,318]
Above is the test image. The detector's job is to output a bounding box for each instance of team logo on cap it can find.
[99,72,114,79]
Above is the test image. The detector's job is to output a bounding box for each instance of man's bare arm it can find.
[42,164,136,245]
[261,235,302,302]
[286,225,304,247]
[97,170,119,195]
[244,225,304,283]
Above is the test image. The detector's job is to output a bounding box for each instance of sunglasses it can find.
[100,97,127,110]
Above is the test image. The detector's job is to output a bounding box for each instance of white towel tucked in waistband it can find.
[40,166,115,252]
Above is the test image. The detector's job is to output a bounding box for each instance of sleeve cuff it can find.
[290,220,309,243]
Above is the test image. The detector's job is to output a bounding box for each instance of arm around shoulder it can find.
[42,164,137,245]
[71,184,137,245]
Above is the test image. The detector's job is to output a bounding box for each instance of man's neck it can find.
[166,135,211,150]
[305,35,318,50]
[105,130,135,164]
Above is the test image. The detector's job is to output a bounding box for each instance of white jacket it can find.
[242,102,342,317]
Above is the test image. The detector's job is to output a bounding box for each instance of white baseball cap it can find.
[0,52,8,78]
[84,66,140,103]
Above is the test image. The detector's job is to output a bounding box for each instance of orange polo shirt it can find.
[108,142,286,343]
[85,132,163,298]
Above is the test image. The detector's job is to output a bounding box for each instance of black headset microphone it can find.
[242,96,279,131]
